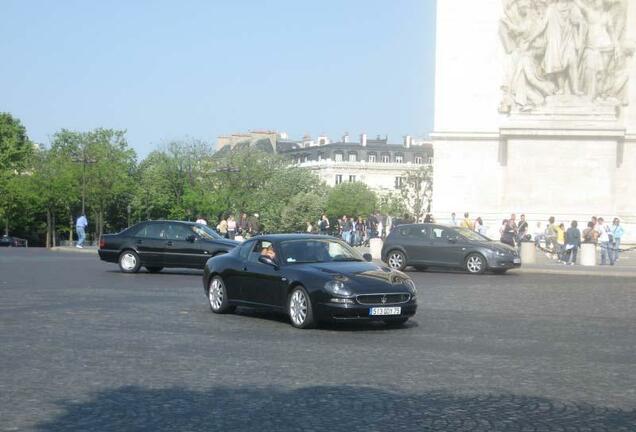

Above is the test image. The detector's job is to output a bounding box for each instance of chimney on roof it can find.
[404,135,412,148]
[360,133,367,147]
[343,132,349,143]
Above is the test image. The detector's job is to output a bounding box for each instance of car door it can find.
[430,226,465,266]
[163,223,209,268]
[133,222,168,267]
[242,240,285,307]
[403,225,433,264]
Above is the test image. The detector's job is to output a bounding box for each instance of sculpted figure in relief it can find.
[499,0,632,113]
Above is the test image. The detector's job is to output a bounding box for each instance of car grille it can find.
[356,293,411,305]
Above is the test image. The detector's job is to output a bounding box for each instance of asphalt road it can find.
[1,249,635,431]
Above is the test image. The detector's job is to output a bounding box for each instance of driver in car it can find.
[261,245,276,260]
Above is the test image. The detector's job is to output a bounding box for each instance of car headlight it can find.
[324,280,352,297]
[403,279,417,296]
[492,249,507,257]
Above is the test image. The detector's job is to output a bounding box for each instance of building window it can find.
[334,152,344,162]
[395,154,404,163]
[395,177,404,189]
[348,152,357,162]
[368,153,376,163]
[414,155,423,164]
[381,154,390,163]
[335,174,343,185]
[349,175,356,182]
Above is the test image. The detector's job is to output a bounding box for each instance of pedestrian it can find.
[611,218,624,262]
[341,215,352,244]
[319,214,330,235]
[450,212,458,226]
[227,215,237,240]
[216,218,228,238]
[545,216,558,254]
[248,213,261,236]
[555,223,565,262]
[75,213,88,248]
[564,220,581,265]
[195,215,207,225]
[597,217,615,265]
[306,221,314,233]
[238,213,248,235]
[500,219,515,247]
[355,217,365,246]
[460,212,474,230]
[475,217,488,236]
[517,214,529,242]
[582,221,598,244]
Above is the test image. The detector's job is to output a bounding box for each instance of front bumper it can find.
[316,301,417,322]
[488,256,522,269]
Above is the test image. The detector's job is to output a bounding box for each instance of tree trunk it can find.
[46,209,52,249]
[69,212,74,244]
[4,217,8,236]
[99,209,104,238]
[52,212,57,247]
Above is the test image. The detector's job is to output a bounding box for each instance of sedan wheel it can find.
[288,286,315,329]
[208,276,234,314]
[387,250,407,271]
[119,251,141,273]
[465,253,486,274]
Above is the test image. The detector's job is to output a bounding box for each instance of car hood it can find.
[298,261,412,293]
[468,240,516,254]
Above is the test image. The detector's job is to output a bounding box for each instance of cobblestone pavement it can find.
[1,249,635,431]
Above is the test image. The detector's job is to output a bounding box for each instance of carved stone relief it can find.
[499,0,634,114]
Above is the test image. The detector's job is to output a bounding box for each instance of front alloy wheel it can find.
[465,253,486,274]
[208,276,234,314]
[288,286,315,329]
[387,250,407,271]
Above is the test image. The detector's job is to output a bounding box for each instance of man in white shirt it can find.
[195,215,207,226]
[597,217,614,265]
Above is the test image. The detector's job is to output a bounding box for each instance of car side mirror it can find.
[363,253,373,262]
[186,234,197,243]
[258,255,279,270]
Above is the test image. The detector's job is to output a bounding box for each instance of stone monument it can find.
[431,0,636,240]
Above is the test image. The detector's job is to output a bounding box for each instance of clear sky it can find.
[1,0,436,158]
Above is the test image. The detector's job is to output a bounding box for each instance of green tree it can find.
[279,192,327,233]
[326,182,377,220]
[0,113,34,235]
[377,192,407,217]
[399,166,433,220]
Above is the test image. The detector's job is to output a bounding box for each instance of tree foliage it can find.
[326,182,377,219]
[399,166,433,220]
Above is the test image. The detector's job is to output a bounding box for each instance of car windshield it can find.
[279,239,364,264]
[456,228,490,241]
[192,224,222,240]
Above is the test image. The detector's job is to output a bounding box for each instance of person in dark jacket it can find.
[564,220,581,265]
[500,219,516,247]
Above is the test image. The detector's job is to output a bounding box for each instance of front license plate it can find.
[513,258,521,264]
[369,307,401,316]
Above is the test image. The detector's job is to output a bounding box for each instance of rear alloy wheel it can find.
[387,250,407,271]
[288,286,315,329]
[465,253,486,274]
[119,250,141,273]
[146,266,163,273]
[208,276,234,314]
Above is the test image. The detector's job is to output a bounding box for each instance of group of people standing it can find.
[309,213,400,246]
[197,213,261,240]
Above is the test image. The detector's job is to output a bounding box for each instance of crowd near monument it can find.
[431,0,636,241]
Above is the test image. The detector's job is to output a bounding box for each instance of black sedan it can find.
[381,224,521,274]
[0,235,27,247]
[98,220,239,273]
[203,234,417,329]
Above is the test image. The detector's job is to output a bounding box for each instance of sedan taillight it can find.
[99,238,105,249]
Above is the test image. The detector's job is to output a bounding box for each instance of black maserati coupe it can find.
[98,220,239,273]
[202,234,418,329]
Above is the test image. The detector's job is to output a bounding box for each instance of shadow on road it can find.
[35,385,635,431]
